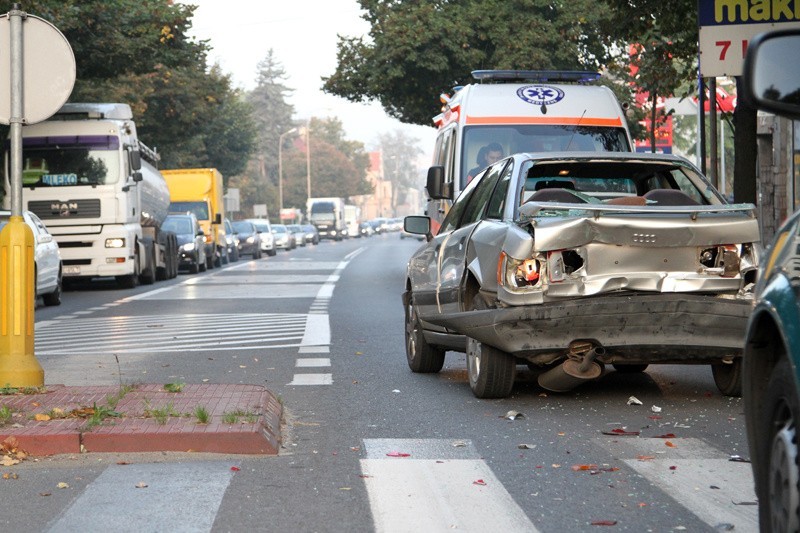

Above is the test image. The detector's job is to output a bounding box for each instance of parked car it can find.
[741,29,800,532]
[224,218,240,262]
[247,218,276,257]
[0,209,62,306]
[403,152,760,399]
[162,214,207,273]
[369,217,388,234]
[271,223,295,250]
[287,224,307,247]
[302,224,320,244]
[231,220,262,259]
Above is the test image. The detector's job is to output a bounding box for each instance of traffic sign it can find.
[0,14,75,125]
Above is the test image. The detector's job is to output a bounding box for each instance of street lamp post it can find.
[278,127,297,211]
[305,120,311,200]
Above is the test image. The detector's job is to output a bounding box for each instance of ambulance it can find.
[425,70,634,231]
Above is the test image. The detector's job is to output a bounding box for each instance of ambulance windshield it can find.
[461,125,630,188]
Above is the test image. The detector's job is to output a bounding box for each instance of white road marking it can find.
[296,358,331,367]
[298,345,329,354]
[595,437,758,531]
[300,314,330,348]
[48,461,234,533]
[361,439,538,533]
[288,373,332,385]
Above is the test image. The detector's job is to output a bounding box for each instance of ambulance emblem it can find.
[516,85,564,106]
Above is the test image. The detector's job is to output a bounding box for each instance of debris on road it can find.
[627,396,643,406]
[503,410,524,420]
[651,405,662,413]
[602,428,640,436]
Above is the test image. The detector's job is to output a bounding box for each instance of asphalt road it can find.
[2,233,757,532]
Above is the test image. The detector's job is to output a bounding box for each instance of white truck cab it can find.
[426,70,634,232]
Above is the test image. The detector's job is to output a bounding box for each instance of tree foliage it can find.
[324,0,613,126]
[0,0,255,178]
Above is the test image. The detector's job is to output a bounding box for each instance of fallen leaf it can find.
[452,441,467,447]
[230,466,240,471]
[358,474,371,478]
[473,479,487,486]
[552,464,562,468]
[0,456,19,467]
[135,482,148,488]
[503,410,524,420]
[355,351,363,355]
[518,444,537,449]
[386,451,410,458]
[339,487,351,490]
[31,402,40,407]
[665,441,676,448]
[116,461,130,465]
[654,433,676,439]
[557,432,566,436]
[2,472,18,479]
[591,520,618,526]
[56,482,69,489]
[648,415,662,420]
[638,502,647,508]
[602,428,640,436]
[669,466,677,470]
[34,413,51,422]
[350,447,360,452]
[572,464,599,471]
[627,396,643,406]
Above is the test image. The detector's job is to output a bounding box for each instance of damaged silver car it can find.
[403,152,760,399]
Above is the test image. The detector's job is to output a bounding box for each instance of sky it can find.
[179,0,437,157]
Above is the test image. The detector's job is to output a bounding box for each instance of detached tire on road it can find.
[756,358,800,533]
[404,292,445,373]
[712,359,743,397]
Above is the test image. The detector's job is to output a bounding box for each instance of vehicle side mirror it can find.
[132,171,143,182]
[214,213,222,224]
[426,166,452,200]
[743,29,800,119]
[404,215,431,238]
[129,150,142,171]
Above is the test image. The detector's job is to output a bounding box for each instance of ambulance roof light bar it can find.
[471,70,601,84]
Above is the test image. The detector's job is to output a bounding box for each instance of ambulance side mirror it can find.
[743,29,800,120]
[426,166,451,200]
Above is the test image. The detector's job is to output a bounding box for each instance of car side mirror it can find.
[404,215,431,238]
[426,166,452,200]
[743,29,800,120]
[129,149,142,171]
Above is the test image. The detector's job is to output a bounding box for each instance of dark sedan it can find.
[231,220,262,259]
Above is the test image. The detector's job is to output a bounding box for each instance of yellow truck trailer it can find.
[162,168,228,268]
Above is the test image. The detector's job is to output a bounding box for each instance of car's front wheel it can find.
[757,358,800,533]
[404,293,445,373]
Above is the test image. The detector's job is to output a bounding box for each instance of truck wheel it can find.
[117,247,140,288]
[466,294,515,399]
[712,359,742,397]
[404,292,445,373]
[139,242,156,285]
[231,247,239,262]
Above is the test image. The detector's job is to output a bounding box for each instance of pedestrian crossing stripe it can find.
[34,313,314,355]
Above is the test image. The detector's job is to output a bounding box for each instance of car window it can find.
[459,160,507,227]
[669,170,706,204]
[485,161,514,220]
[438,164,484,235]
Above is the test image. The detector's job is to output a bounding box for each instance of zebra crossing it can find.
[42,437,757,532]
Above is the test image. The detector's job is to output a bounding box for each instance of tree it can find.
[323,0,613,126]
[0,0,254,176]
[378,130,422,214]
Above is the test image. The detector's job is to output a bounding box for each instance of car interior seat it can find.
[643,189,700,206]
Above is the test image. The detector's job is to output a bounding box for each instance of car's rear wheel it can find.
[712,359,743,396]
[613,364,649,373]
[466,294,515,399]
[404,293,445,373]
[757,358,800,533]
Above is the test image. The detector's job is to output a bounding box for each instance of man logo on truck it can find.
[51,201,78,216]
[516,85,565,106]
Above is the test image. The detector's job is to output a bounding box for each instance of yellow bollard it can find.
[0,216,43,387]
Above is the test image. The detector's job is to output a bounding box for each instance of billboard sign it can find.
[699,0,800,77]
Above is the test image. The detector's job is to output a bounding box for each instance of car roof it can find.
[515,150,692,165]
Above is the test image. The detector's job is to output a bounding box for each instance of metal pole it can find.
[10,3,22,216]
[305,121,311,200]
[698,74,706,174]
[709,77,718,188]
[278,141,284,211]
